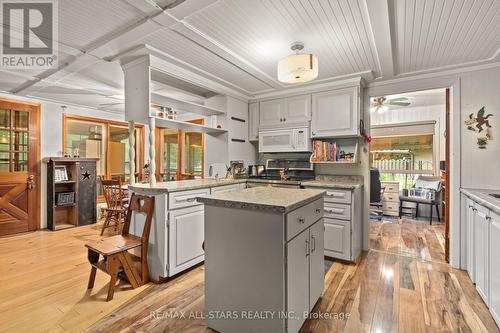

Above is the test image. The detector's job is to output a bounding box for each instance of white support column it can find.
[128,120,136,186]
[149,116,156,186]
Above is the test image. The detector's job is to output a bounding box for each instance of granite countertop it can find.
[461,188,500,215]
[301,175,364,190]
[197,187,325,214]
[129,179,246,194]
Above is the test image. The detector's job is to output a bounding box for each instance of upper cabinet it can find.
[259,95,311,128]
[248,103,259,141]
[311,86,360,138]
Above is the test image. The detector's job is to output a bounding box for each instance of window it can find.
[63,115,143,185]
[0,109,29,172]
[157,119,204,181]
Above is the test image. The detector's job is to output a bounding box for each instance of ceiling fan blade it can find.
[98,102,124,107]
[388,101,411,106]
[388,97,410,105]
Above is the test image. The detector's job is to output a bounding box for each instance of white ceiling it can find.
[1,0,499,113]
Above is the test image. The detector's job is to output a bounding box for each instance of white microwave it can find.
[258,127,311,153]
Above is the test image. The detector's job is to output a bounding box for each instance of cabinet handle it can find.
[186,197,197,202]
[315,208,321,213]
[279,118,283,122]
[298,217,305,224]
[311,235,316,252]
[305,239,310,257]
[312,132,316,136]
[486,216,492,221]
[472,208,477,212]
[283,117,286,122]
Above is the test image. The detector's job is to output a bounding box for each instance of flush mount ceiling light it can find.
[277,42,318,84]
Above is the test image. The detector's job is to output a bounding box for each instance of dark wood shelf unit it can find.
[45,157,98,231]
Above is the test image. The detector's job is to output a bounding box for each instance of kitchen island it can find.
[198,187,325,333]
[128,179,246,280]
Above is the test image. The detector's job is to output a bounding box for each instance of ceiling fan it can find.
[371,96,410,112]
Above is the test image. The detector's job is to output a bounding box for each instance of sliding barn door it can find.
[0,99,39,236]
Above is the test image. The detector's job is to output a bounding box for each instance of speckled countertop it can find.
[461,188,500,215]
[301,175,364,190]
[197,187,325,214]
[129,179,246,194]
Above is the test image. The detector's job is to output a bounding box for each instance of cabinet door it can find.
[259,99,284,127]
[168,205,205,276]
[287,228,310,333]
[466,198,475,282]
[311,87,359,138]
[77,161,96,226]
[285,95,311,124]
[474,205,489,304]
[248,103,259,141]
[309,220,324,310]
[259,129,294,153]
[489,211,500,326]
[324,218,350,261]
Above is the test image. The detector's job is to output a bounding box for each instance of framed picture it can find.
[54,166,69,182]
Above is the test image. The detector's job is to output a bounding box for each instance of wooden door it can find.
[286,227,310,333]
[0,99,39,236]
[311,87,358,138]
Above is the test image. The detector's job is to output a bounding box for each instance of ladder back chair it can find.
[85,193,155,301]
[100,179,127,235]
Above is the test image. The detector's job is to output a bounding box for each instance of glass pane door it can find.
[181,131,203,179]
[159,128,179,181]
[0,109,29,172]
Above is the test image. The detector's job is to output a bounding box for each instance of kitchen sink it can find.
[489,193,500,199]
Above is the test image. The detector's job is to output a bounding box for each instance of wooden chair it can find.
[100,180,127,235]
[85,194,155,301]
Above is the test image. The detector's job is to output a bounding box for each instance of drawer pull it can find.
[311,235,316,252]
[186,197,197,202]
[315,208,321,213]
[298,217,305,224]
[326,208,344,214]
[305,239,310,257]
[327,192,345,198]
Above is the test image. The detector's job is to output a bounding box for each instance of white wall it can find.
[460,68,500,190]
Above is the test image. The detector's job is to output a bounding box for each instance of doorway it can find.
[368,89,450,263]
[0,99,40,237]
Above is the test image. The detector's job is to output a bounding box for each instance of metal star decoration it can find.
[82,170,91,180]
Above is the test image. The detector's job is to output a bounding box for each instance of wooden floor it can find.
[2,221,498,333]
[89,251,499,333]
[370,216,446,263]
[0,224,150,333]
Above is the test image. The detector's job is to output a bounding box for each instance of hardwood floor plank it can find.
[371,254,399,333]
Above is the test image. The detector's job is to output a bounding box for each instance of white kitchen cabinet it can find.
[248,102,259,141]
[466,197,475,282]
[311,87,359,138]
[259,95,311,128]
[287,227,311,333]
[489,210,500,325]
[324,218,350,260]
[309,219,325,309]
[474,204,489,303]
[260,99,284,127]
[284,95,311,124]
[168,205,205,276]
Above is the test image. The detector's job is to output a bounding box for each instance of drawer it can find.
[210,183,245,194]
[382,192,399,203]
[382,182,399,193]
[383,201,399,212]
[286,198,323,241]
[384,210,400,217]
[168,188,210,210]
[324,202,351,221]
[324,189,351,204]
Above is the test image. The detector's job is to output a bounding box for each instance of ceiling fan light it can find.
[277,53,318,83]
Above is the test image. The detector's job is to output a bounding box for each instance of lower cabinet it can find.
[168,205,205,276]
[489,211,500,325]
[287,220,324,333]
[466,197,475,282]
[324,218,350,261]
[474,204,489,303]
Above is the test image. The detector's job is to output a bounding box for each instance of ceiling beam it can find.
[364,0,395,79]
